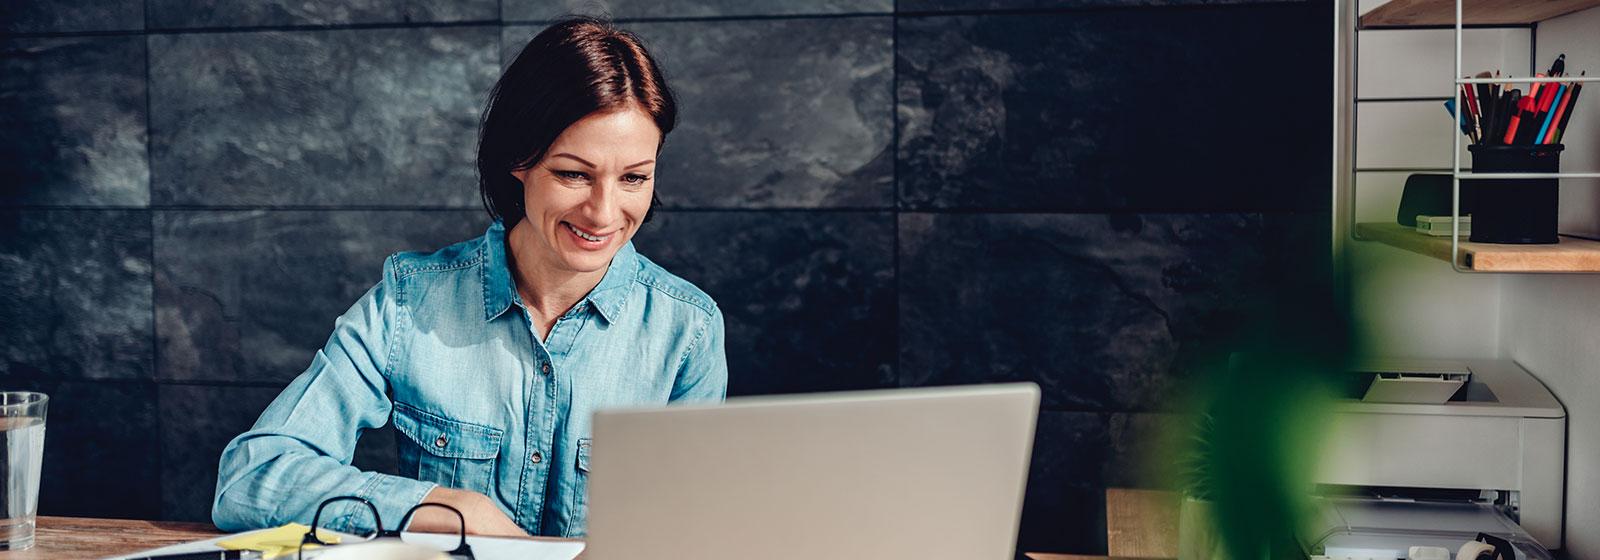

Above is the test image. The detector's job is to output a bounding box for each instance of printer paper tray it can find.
[1304,498,1552,560]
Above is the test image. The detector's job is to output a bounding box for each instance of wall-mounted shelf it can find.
[1359,0,1600,28]
[1355,222,1600,271]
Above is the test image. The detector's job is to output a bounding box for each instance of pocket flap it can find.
[392,402,504,460]
[576,437,591,473]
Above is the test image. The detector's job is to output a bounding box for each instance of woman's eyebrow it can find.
[550,153,654,170]
[551,153,596,168]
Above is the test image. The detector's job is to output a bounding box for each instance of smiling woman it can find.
[209,16,727,540]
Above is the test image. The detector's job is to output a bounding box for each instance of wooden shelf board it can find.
[1356,222,1600,272]
[1359,0,1600,27]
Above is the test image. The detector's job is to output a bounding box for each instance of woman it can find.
[211,17,727,539]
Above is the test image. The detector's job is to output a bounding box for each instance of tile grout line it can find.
[3,3,1417,40]
[143,0,167,521]
[4,205,1334,215]
[890,0,902,390]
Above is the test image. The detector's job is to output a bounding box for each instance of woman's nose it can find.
[584,182,619,225]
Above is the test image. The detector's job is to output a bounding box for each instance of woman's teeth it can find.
[565,223,606,242]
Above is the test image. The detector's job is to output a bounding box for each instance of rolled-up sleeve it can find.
[213,256,435,533]
[668,306,727,403]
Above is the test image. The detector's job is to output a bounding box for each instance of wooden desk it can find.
[1026,488,1180,560]
[0,516,221,559]
[0,516,582,559]
[8,489,1179,559]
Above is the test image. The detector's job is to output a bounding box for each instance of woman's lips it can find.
[563,221,614,250]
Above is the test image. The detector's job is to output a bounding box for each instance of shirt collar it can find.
[481,221,638,324]
[584,241,638,323]
[481,221,517,321]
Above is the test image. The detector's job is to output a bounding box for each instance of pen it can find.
[1533,71,1562,120]
[1462,83,1481,142]
[1475,71,1495,142]
[1485,85,1510,144]
[1495,89,1520,145]
[1534,82,1566,144]
[1541,86,1570,144]
[1554,78,1583,143]
[1522,73,1546,132]
[1445,98,1475,141]
[128,550,263,560]
[1503,94,1531,145]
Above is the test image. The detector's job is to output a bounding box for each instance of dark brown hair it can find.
[477,17,677,227]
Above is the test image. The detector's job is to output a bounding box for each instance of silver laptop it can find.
[584,383,1041,560]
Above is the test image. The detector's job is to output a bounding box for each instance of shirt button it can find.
[434,434,448,448]
[531,451,544,464]
[540,363,552,374]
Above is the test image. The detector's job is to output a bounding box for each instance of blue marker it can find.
[1534,83,1566,145]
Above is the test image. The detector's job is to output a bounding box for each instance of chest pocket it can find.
[393,402,504,494]
[574,437,592,527]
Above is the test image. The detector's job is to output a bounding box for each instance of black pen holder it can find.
[1467,144,1562,244]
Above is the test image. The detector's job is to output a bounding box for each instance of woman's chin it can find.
[557,249,617,274]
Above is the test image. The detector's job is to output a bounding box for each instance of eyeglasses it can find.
[298,496,474,559]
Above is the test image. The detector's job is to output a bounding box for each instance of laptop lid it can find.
[585,383,1041,560]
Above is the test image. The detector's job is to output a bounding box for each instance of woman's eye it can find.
[555,170,588,181]
[622,174,650,186]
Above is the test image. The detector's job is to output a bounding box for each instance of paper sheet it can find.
[105,527,585,560]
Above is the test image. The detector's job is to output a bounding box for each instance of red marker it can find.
[1541,86,1571,144]
[1503,95,1533,145]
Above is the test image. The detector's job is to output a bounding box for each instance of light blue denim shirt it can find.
[212,221,727,537]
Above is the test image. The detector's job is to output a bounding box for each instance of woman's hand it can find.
[410,486,531,538]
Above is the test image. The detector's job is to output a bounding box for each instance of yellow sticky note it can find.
[218,523,343,558]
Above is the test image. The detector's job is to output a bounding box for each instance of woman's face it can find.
[511,106,660,276]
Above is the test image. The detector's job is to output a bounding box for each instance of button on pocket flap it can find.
[392,403,504,460]
[576,437,591,473]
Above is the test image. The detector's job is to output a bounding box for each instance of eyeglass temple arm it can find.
[299,496,382,559]
[397,502,473,555]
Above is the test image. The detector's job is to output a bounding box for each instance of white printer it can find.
[1302,359,1566,559]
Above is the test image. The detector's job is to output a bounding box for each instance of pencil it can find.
[1462,84,1482,143]
[1535,83,1566,144]
[1476,71,1495,141]
[1554,78,1583,143]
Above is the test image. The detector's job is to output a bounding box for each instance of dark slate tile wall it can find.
[147,28,498,207]
[634,211,898,395]
[1,37,148,206]
[146,0,498,29]
[0,0,144,34]
[897,6,1329,211]
[502,0,892,22]
[0,0,1330,554]
[154,210,488,383]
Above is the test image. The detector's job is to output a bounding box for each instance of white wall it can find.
[1537,7,1600,237]
[1499,7,1600,558]
[1346,24,1524,359]
[1501,275,1600,557]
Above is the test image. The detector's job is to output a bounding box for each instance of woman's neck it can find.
[506,220,608,339]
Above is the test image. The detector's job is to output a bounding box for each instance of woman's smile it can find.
[562,221,615,249]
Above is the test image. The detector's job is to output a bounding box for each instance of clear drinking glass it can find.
[0,392,47,551]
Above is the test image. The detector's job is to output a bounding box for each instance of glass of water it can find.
[0,392,47,551]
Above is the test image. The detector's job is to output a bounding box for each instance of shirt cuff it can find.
[340,473,438,534]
